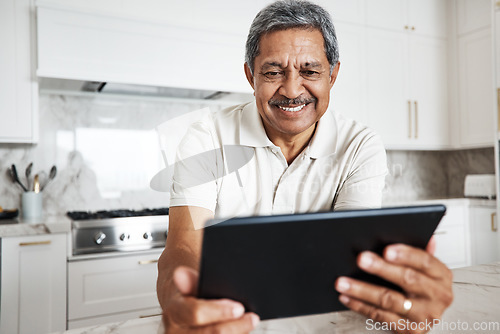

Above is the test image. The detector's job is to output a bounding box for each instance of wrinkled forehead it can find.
[256,28,329,70]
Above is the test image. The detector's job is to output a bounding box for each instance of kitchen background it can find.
[0,93,495,214]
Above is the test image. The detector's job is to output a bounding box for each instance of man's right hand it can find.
[162,266,260,334]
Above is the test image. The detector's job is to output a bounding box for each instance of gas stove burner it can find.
[67,207,169,220]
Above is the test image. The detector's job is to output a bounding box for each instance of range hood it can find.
[38,78,253,104]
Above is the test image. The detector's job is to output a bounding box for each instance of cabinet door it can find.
[433,204,470,268]
[314,0,365,25]
[68,250,162,321]
[330,23,367,124]
[458,28,495,147]
[409,36,449,148]
[457,0,492,36]
[469,207,499,265]
[407,0,448,38]
[365,0,408,32]
[0,0,37,143]
[365,29,411,147]
[0,234,67,334]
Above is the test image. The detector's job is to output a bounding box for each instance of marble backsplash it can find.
[0,94,496,216]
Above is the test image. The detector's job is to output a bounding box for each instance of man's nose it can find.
[278,73,305,100]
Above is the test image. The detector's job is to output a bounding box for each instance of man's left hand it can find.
[335,238,453,333]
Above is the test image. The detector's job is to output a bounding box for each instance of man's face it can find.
[245,28,340,139]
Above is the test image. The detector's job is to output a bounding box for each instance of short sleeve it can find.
[169,119,222,213]
[333,134,388,210]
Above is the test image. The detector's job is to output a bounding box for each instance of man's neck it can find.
[265,123,317,165]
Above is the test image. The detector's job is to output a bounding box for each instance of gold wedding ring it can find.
[402,299,413,315]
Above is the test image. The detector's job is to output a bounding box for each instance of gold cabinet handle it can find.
[19,240,52,247]
[404,25,409,30]
[414,101,418,138]
[139,313,162,319]
[433,230,446,235]
[492,212,497,232]
[497,88,500,131]
[411,26,415,31]
[408,100,412,138]
[138,259,159,265]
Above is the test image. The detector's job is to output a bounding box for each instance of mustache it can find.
[268,96,317,106]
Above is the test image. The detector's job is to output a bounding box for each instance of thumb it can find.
[426,235,436,255]
[173,266,199,296]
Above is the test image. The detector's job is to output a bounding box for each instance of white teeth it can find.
[279,104,306,112]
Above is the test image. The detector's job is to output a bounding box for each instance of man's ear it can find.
[329,62,341,88]
[244,63,255,91]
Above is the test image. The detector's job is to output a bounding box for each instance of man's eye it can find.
[302,70,319,76]
[264,71,282,77]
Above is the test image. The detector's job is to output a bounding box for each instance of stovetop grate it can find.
[67,207,169,220]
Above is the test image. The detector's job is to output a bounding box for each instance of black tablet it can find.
[197,205,446,320]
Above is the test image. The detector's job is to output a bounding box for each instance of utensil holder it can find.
[21,192,43,221]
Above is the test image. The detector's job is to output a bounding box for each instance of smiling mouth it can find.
[279,104,306,112]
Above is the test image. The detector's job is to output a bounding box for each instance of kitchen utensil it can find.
[41,166,57,191]
[0,206,19,220]
[33,174,40,193]
[25,162,33,191]
[9,164,28,192]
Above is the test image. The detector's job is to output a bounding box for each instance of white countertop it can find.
[0,215,71,237]
[54,261,500,334]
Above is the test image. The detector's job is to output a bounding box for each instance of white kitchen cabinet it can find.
[365,0,447,38]
[330,22,368,124]
[67,250,163,328]
[457,27,495,147]
[0,0,38,143]
[0,234,67,334]
[457,0,492,36]
[433,203,471,268]
[36,0,273,94]
[469,206,499,265]
[314,0,365,25]
[365,28,449,149]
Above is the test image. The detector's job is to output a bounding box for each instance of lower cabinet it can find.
[468,205,499,266]
[0,233,67,334]
[430,200,498,268]
[67,250,163,329]
[433,203,471,268]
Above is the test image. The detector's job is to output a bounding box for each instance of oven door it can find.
[67,249,163,329]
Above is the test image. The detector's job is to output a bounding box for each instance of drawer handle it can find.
[19,240,51,247]
[492,212,497,232]
[433,230,446,235]
[138,259,159,265]
[408,100,412,138]
[139,313,162,319]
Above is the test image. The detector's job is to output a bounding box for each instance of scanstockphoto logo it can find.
[366,319,500,332]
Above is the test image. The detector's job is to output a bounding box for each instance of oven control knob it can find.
[94,232,106,245]
[143,232,152,240]
[119,233,128,241]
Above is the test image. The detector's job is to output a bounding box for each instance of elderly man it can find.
[156,1,453,333]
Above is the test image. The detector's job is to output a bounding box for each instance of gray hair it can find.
[245,0,339,75]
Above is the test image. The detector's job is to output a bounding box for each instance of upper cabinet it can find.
[0,0,38,143]
[365,0,448,38]
[36,0,272,94]
[364,0,449,149]
[453,0,495,148]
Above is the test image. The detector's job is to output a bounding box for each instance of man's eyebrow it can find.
[302,61,323,69]
[261,62,283,70]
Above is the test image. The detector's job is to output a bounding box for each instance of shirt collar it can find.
[308,108,338,159]
[239,101,274,147]
[239,100,338,157]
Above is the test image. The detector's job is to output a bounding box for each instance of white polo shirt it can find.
[170,101,387,219]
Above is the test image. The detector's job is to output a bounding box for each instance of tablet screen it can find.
[198,205,446,320]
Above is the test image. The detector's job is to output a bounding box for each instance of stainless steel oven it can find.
[66,208,169,329]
